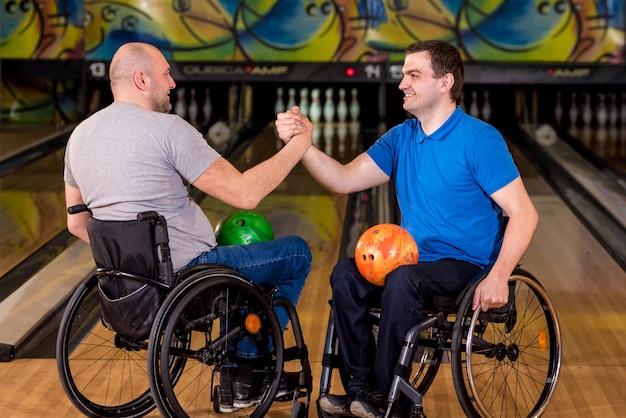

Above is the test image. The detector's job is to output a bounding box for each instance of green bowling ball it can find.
[215,210,275,246]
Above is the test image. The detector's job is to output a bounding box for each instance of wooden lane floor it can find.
[0,122,625,417]
[0,125,60,162]
[0,147,68,278]
[567,125,626,178]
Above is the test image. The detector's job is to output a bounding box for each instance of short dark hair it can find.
[406,40,464,102]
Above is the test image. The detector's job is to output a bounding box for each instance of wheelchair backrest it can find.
[86,212,175,339]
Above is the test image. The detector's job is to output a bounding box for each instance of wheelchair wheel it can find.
[56,275,155,417]
[148,268,284,418]
[450,267,562,417]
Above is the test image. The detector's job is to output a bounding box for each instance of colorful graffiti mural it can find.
[1,0,624,63]
[1,0,624,123]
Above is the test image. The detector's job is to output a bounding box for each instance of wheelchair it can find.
[317,266,562,418]
[56,206,312,417]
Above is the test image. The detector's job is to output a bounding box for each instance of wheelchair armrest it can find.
[67,204,92,214]
[137,211,160,221]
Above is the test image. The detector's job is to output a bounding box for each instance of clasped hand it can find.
[275,106,312,144]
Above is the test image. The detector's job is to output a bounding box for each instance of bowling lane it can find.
[0,147,69,279]
[550,89,626,182]
[1,125,60,162]
[1,112,625,417]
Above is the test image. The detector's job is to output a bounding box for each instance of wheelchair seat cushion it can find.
[87,217,166,339]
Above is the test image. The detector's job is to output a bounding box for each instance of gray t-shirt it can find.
[64,102,220,270]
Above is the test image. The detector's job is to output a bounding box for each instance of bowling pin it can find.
[349,88,361,122]
[482,90,492,122]
[299,87,309,116]
[203,88,212,128]
[554,91,563,125]
[568,92,578,128]
[274,87,285,115]
[337,122,347,157]
[310,88,322,123]
[608,93,618,127]
[469,90,480,119]
[350,120,359,152]
[596,93,607,128]
[324,123,334,154]
[596,123,607,156]
[312,125,321,147]
[286,87,296,110]
[458,91,466,112]
[581,92,592,127]
[188,88,199,127]
[323,87,335,123]
[175,87,186,118]
[337,88,348,122]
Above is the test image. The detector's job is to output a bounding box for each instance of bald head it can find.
[110,43,158,92]
[108,42,175,112]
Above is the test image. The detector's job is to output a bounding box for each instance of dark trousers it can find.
[330,257,482,394]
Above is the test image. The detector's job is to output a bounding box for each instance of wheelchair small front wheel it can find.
[450,267,562,417]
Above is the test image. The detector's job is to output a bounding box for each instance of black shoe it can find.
[219,365,238,413]
[233,369,300,407]
[219,360,267,411]
[221,358,289,411]
[350,391,391,418]
[275,371,300,399]
[231,361,268,409]
[318,387,372,416]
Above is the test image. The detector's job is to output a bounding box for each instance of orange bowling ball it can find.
[354,224,419,286]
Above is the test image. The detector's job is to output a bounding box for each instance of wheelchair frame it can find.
[56,207,312,417]
[318,267,562,418]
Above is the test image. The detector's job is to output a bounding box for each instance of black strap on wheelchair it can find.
[284,345,309,363]
[322,352,345,369]
[393,341,417,381]
[394,360,412,381]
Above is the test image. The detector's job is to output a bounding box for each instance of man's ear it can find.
[133,71,148,91]
[440,72,454,94]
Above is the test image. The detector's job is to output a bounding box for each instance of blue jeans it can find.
[330,257,483,394]
[187,235,312,357]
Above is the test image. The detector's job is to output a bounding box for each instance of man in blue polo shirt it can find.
[276,40,538,418]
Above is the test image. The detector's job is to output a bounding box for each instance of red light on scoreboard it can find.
[345,67,358,77]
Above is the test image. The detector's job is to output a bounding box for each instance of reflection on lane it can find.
[0,148,67,278]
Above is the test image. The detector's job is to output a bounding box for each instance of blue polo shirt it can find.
[366,107,519,268]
